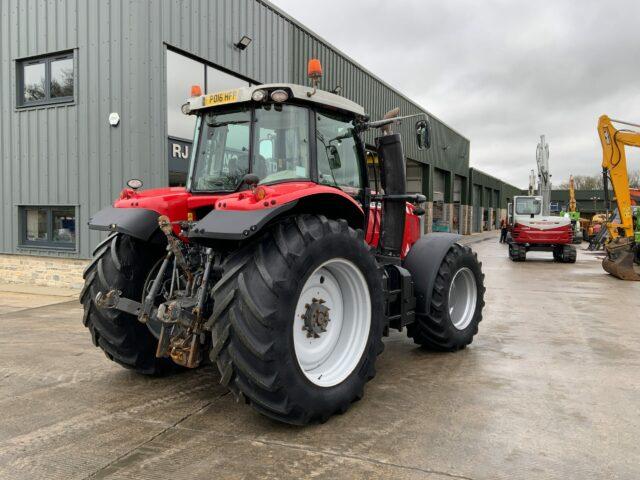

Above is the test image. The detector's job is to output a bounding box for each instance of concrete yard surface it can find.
[0,239,638,479]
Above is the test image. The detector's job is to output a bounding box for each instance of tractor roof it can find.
[184,83,366,118]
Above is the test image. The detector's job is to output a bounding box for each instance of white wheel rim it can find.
[448,267,477,330]
[293,258,371,387]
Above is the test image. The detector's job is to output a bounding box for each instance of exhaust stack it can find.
[376,132,407,256]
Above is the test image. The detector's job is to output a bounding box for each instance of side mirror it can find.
[416,120,431,150]
[327,145,341,169]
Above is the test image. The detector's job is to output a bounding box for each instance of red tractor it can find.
[81,61,485,424]
[508,195,576,262]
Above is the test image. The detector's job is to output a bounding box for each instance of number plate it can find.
[203,89,239,107]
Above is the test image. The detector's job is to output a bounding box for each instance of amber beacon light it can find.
[190,84,202,97]
[307,58,323,79]
[307,59,323,97]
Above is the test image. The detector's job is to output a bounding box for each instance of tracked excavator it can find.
[597,115,640,280]
[508,136,575,262]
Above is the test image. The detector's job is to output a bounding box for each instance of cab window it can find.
[193,109,251,191]
[515,197,541,215]
[253,105,310,184]
[316,112,363,194]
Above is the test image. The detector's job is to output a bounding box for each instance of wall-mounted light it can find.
[235,35,252,50]
[108,112,120,127]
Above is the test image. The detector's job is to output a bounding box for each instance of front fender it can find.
[88,206,160,242]
[402,233,462,313]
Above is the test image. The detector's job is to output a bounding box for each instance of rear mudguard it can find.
[402,233,462,314]
[188,201,298,241]
[88,206,160,242]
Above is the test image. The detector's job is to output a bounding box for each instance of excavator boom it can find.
[597,115,640,280]
[568,175,577,213]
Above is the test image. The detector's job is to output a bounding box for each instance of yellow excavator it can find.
[560,175,583,243]
[597,115,640,280]
[569,175,577,212]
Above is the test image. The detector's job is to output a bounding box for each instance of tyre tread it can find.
[80,233,173,375]
[209,215,383,424]
[407,243,485,351]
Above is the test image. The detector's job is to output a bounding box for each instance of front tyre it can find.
[407,244,485,351]
[208,215,384,425]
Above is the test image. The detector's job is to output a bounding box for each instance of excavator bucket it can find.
[602,249,640,281]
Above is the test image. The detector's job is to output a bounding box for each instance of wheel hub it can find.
[301,298,331,338]
[293,258,371,387]
[448,267,477,330]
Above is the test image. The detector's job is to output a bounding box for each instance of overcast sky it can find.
[271,0,640,188]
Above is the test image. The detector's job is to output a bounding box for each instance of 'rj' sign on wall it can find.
[168,137,191,174]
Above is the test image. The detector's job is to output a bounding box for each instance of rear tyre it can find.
[407,244,485,351]
[208,215,384,425]
[80,233,175,374]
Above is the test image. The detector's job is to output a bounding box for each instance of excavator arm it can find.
[597,115,640,280]
[568,175,576,213]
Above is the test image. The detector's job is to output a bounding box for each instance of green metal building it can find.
[0,0,522,287]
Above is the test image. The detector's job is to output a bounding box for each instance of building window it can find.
[17,51,74,107]
[20,206,76,249]
[166,48,253,186]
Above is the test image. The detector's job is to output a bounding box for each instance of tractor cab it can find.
[182,82,368,201]
[179,73,432,255]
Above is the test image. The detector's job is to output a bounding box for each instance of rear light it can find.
[254,187,267,201]
[119,188,135,200]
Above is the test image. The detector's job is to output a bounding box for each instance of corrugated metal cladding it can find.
[287,22,469,177]
[0,0,295,258]
[0,0,515,259]
[0,0,113,259]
